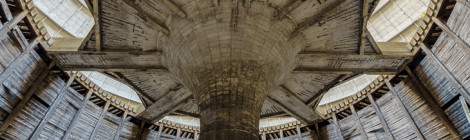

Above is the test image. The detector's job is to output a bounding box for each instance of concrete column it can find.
[279,130,284,140]
[261,132,266,140]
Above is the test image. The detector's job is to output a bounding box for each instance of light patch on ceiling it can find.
[81,71,142,103]
[319,75,379,105]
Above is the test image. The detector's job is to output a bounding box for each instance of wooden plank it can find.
[460,96,470,123]
[404,67,461,138]
[432,17,470,49]
[0,36,41,84]
[331,113,344,140]
[113,110,128,140]
[0,62,54,133]
[89,101,111,139]
[28,73,77,139]
[156,124,163,140]
[367,93,395,140]
[62,90,93,140]
[349,104,367,139]
[419,44,470,103]
[0,10,28,39]
[296,125,301,139]
[385,81,425,140]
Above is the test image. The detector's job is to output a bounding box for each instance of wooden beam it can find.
[385,81,425,140]
[138,88,192,123]
[295,53,409,74]
[62,90,93,140]
[367,94,395,140]
[460,96,470,123]
[0,10,27,39]
[0,36,41,84]
[156,124,163,140]
[89,100,111,139]
[358,0,369,55]
[349,104,367,139]
[404,67,461,138]
[29,73,77,139]
[432,17,470,49]
[419,44,470,103]
[113,110,128,140]
[0,62,54,133]
[331,113,344,140]
[267,87,320,125]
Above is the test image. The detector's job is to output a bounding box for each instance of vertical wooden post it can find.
[261,132,266,140]
[385,81,425,140]
[419,44,470,103]
[114,110,128,140]
[296,125,302,139]
[460,96,470,123]
[331,113,344,140]
[62,90,93,140]
[89,101,111,139]
[176,128,181,140]
[29,73,76,139]
[349,104,367,139]
[367,94,395,140]
[156,124,163,140]
[194,132,199,140]
[279,129,283,140]
[405,67,461,138]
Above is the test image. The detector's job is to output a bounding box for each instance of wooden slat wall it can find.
[394,80,458,139]
[320,79,462,140]
[413,1,470,139]
[0,17,141,139]
[375,93,418,140]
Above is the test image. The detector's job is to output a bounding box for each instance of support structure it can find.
[404,67,461,138]
[89,101,111,139]
[113,111,128,140]
[385,81,425,140]
[419,44,470,103]
[367,94,395,140]
[331,113,344,140]
[349,104,367,139]
[29,74,76,139]
[62,90,93,140]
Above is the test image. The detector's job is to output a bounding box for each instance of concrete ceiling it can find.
[47,0,414,125]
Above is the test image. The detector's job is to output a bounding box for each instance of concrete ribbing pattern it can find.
[163,1,301,139]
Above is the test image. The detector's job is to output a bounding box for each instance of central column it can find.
[196,61,269,139]
[162,1,301,139]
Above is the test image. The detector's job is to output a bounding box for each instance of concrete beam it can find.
[50,50,167,71]
[294,53,410,74]
[138,88,192,123]
[267,87,321,125]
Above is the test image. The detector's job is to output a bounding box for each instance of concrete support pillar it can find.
[191,63,273,140]
[279,130,284,140]
[176,128,181,140]
[261,132,266,140]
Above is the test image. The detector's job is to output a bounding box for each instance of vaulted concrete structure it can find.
[2,0,470,139]
[48,0,413,139]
